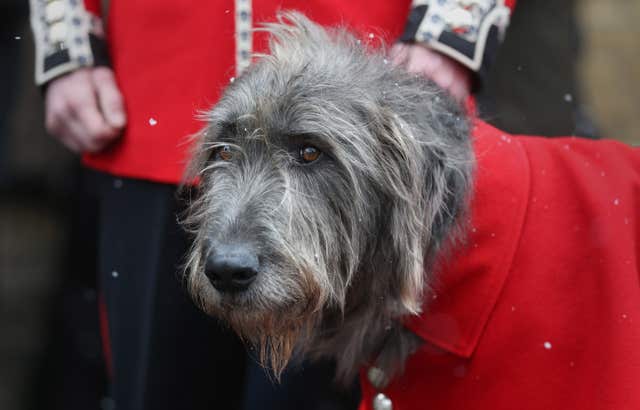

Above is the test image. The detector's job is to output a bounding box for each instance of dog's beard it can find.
[191,260,330,378]
[228,309,315,378]
[223,280,324,378]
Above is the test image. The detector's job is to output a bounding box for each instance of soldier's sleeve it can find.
[29,0,110,85]
[400,0,516,79]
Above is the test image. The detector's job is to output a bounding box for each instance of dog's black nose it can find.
[205,245,259,293]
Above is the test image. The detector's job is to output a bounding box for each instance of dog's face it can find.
[185,13,472,376]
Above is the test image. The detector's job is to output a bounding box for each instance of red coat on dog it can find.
[360,120,640,410]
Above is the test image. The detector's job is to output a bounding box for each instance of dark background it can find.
[1,1,638,409]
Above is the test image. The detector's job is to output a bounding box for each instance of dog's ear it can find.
[371,109,429,314]
[369,99,473,315]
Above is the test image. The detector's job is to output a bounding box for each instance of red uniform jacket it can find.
[31,0,515,184]
[360,120,640,410]
[85,0,413,183]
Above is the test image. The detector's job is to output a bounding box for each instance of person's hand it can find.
[390,43,472,103]
[45,67,126,153]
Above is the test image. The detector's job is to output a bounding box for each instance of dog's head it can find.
[184,12,472,377]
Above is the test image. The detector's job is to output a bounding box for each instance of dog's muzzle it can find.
[205,244,259,293]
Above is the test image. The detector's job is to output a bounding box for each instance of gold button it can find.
[373,393,393,410]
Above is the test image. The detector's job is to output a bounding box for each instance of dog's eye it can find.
[299,145,321,163]
[213,145,233,161]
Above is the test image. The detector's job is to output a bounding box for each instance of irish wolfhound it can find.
[184,12,472,383]
[181,10,640,410]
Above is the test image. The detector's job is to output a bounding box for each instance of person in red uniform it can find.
[360,120,640,410]
[29,1,516,409]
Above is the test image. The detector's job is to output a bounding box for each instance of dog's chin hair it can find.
[188,263,330,379]
[202,296,325,380]
[233,313,315,380]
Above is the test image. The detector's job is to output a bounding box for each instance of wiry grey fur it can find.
[183,12,474,383]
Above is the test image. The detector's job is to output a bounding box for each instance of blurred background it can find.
[0,1,638,409]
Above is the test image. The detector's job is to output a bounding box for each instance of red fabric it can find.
[83,1,412,183]
[360,121,640,410]
[83,0,102,16]
[98,293,113,379]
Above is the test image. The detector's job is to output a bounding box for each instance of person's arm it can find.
[394,0,517,101]
[30,0,125,153]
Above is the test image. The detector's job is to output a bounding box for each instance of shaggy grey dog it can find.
[184,12,473,383]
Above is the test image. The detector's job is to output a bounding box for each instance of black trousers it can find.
[86,170,245,410]
[243,357,360,410]
[87,169,359,410]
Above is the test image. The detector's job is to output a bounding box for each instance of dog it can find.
[184,12,640,410]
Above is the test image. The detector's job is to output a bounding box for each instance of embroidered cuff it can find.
[30,0,110,86]
[400,0,511,75]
